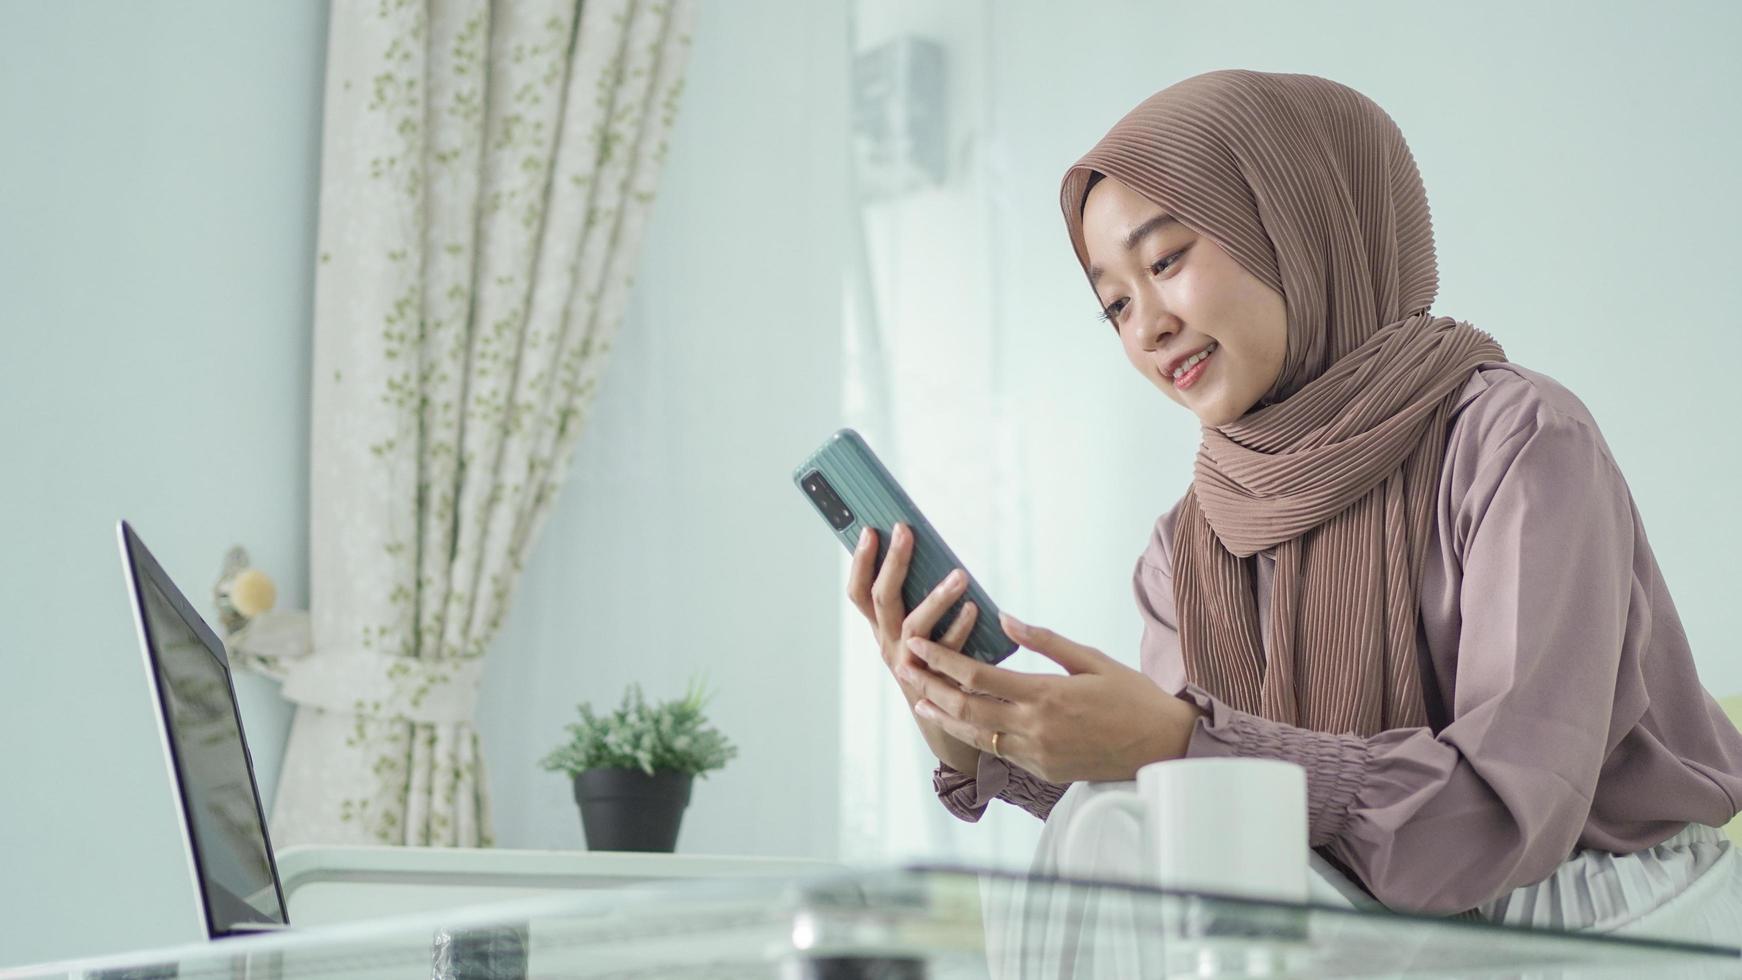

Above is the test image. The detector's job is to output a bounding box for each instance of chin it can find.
[1160,376,1254,428]
[1192,395,1255,429]
[1186,393,1230,425]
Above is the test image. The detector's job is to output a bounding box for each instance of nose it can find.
[1132,297,1176,352]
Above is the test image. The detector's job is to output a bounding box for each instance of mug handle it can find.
[1058,790,1147,881]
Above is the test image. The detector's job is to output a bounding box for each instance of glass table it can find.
[4,862,1737,979]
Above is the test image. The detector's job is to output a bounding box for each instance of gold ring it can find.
[991,730,1003,758]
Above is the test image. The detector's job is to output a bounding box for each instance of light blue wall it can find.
[476,0,849,862]
[0,1,326,966]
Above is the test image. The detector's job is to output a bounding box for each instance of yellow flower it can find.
[229,568,277,618]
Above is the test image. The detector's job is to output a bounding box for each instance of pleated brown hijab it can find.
[1060,70,1506,736]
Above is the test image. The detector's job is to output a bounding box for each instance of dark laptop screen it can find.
[135,566,287,934]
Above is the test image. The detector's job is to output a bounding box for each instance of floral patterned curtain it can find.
[253,0,696,847]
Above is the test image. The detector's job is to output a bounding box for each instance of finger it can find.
[939,599,978,650]
[898,644,1017,727]
[897,656,958,706]
[914,698,1003,757]
[999,613,1116,675]
[901,566,970,650]
[869,522,914,644]
[907,636,1040,701]
[845,526,877,621]
[898,655,1019,731]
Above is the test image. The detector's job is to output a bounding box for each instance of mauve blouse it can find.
[933,362,1742,914]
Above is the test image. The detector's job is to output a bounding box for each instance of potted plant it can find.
[540,677,737,852]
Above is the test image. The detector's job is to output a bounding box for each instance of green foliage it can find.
[540,676,737,778]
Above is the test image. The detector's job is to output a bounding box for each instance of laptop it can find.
[116,519,291,940]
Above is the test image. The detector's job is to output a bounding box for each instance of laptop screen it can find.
[129,532,287,935]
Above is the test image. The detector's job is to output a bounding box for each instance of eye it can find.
[1150,249,1185,277]
[1094,248,1186,325]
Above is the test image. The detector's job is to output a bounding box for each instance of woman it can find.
[846,69,1742,942]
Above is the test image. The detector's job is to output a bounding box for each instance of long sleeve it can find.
[1139,397,1667,914]
[933,751,1068,823]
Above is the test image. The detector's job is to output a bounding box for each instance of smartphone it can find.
[793,427,1017,665]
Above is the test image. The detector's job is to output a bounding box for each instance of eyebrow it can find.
[1087,213,1182,287]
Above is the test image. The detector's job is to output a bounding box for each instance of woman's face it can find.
[1082,174,1288,427]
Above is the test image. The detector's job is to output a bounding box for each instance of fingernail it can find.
[857,527,869,548]
[906,637,926,654]
[946,569,965,587]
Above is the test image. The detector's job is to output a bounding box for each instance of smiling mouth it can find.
[1169,342,1218,390]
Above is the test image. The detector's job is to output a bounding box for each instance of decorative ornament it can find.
[214,545,311,681]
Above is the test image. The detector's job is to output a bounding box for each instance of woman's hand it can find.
[898,613,1204,785]
[846,522,983,774]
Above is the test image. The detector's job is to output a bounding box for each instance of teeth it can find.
[1172,342,1217,380]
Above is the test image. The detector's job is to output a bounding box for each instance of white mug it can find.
[1059,757,1308,902]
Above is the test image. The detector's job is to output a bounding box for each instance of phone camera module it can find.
[803,469,855,532]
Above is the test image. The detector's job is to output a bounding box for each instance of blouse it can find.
[932,362,1742,914]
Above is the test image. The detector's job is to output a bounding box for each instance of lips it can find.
[1164,341,1218,387]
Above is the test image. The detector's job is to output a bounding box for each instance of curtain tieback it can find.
[281,648,485,725]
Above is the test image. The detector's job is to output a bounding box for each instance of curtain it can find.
[838,0,1046,870]
[255,0,696,848]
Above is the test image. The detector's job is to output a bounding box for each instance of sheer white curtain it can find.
[837,0,1048,871]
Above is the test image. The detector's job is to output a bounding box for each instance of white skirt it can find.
[1479,821,1742,944]
[981,780,1742,976]
[1305,812,1742,946]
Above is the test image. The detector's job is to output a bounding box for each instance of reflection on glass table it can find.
[4,863,1739,979]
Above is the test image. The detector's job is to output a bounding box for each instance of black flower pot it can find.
[571,767,694,852]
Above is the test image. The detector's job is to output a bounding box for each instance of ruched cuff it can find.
[933,751,1068,823]
[933,757,991,823]
[1177,683,1372,847]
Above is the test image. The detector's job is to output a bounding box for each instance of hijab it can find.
[1059,70,1505,736]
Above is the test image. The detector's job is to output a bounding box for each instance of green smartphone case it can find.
[793,427,1017,665]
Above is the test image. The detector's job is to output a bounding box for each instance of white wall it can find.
[0,1,325,966]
